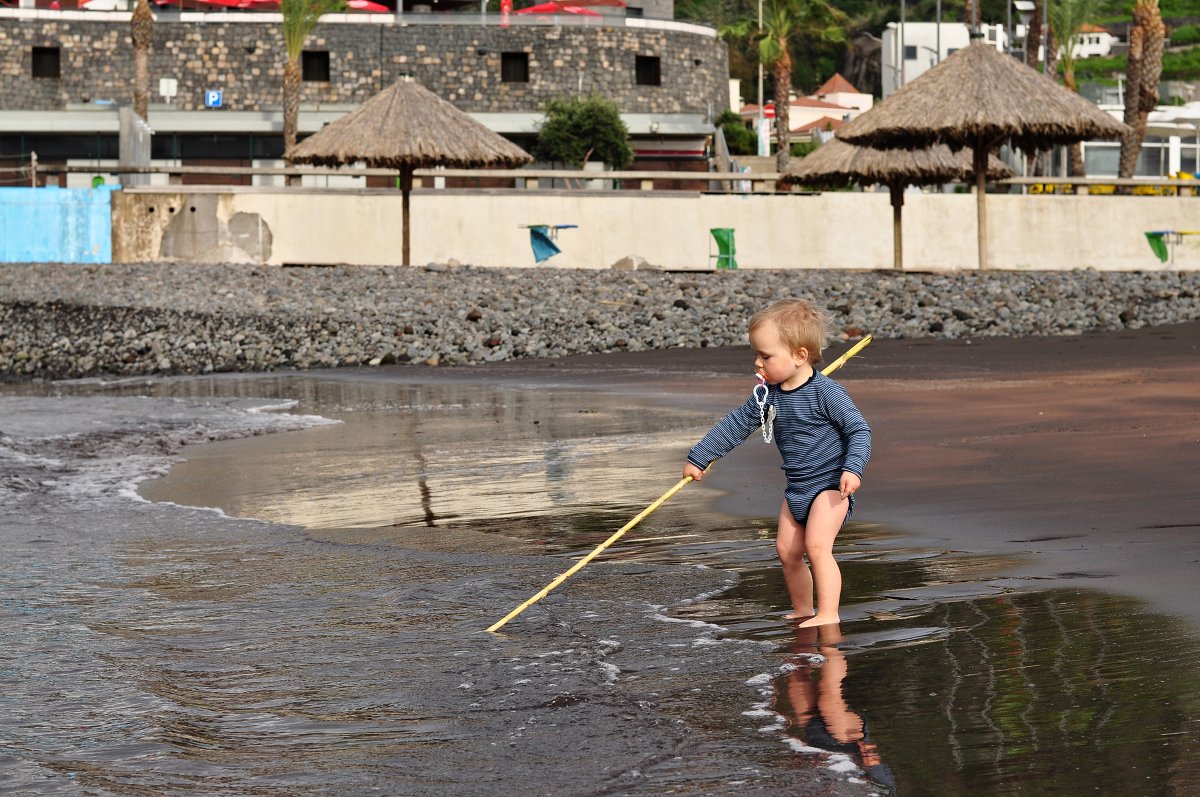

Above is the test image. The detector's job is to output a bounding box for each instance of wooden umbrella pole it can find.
[889,183,904,271]
[974,142,989,271]
[400,165,414,267]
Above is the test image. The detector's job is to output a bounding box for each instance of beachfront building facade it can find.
[0,4,728,186]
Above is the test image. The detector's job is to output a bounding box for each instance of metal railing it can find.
[21,162,789,192]
[12,158,1200,196]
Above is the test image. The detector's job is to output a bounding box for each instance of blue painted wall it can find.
[0,187,114,264]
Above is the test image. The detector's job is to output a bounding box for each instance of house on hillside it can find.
[738,74,870,129]
[737,74,871,149]
[811,73,872,115]
[1071,24,1117,59]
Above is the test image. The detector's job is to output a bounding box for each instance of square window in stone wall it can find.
[635,55,661,87]
[32,47,61,80]
[501,52,529,83]
[302,51,331,83]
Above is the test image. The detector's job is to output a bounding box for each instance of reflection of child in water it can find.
[779,625,895,791]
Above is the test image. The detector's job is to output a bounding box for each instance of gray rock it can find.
[611,255,647,270]
[1,263,1199,379]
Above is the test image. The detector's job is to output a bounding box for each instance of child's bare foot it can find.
[783,609,815,620]
[797,614,840,628]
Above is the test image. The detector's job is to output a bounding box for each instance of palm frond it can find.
[281,0,347,58]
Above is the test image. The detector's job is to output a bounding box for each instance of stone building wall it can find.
[1,16,729,115]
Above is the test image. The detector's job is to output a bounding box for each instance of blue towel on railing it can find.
[530,226,561,264]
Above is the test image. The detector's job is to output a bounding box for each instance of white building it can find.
[1013,20,1117,63]
[1072,24,1117,59]
[881,22,1009,97]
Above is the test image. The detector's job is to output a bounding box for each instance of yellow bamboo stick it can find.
[486,475,695,633]
[485,334,873,633]
[823,333,873,376]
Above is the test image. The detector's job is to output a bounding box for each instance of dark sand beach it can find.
[4,320,1199,795]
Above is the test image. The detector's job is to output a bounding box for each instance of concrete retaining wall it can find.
[109,187,1200,271]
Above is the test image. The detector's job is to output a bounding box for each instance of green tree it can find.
[715,109,758,156]
[533,95,634,170]
[282,0,346,156]
[130,0,153,121]
[1119,0,1166,179]
[1047,0,1101,175]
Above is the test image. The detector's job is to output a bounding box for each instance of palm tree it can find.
[1047,0,1100,176]
[1024,0,1043,69]
[758,2,796,172]
[1119,0,1166,179]
[131,0,154,121]
[758,0,846,172]
[282,0,346,156]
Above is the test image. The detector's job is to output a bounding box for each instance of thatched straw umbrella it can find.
[783,139,1012,270]
[288,77,532,266]
[837,40,1129,270]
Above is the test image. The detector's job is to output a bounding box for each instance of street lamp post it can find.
[936,0,941,64]
[757,0,766,157]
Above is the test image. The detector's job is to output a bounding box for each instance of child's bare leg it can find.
[775,500,814,619]
[797,490,849,628]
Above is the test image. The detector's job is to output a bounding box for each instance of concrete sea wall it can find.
[109,187,1200,271]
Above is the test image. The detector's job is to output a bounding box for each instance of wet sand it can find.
[345,320,1200,627]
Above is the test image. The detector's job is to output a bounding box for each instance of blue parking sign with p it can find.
[204,90,223,108]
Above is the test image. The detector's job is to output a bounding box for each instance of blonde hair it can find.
[749,299,836,365]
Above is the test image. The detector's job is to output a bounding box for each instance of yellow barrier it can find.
[1028,172,1197,197]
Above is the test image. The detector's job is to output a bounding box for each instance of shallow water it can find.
[3,372,1198,796]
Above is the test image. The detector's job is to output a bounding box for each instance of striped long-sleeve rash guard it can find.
[687,371,872,523]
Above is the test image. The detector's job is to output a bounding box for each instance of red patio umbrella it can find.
[515,1,600,14]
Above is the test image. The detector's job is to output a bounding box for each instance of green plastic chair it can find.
[710,227,737,270]
[1145,231,1170,263]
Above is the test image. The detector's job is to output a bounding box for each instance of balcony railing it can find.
[0,6,717,36]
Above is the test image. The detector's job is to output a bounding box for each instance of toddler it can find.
[683,299,871,627]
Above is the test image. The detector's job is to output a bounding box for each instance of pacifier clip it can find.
[753,374,775,444]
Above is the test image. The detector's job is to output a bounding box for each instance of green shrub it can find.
[791,140,819,158]
[1170,25,1200,47]
[715,109,758,156]
[534,95,633,169]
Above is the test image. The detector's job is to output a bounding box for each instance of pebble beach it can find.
[2,262,1199,379]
